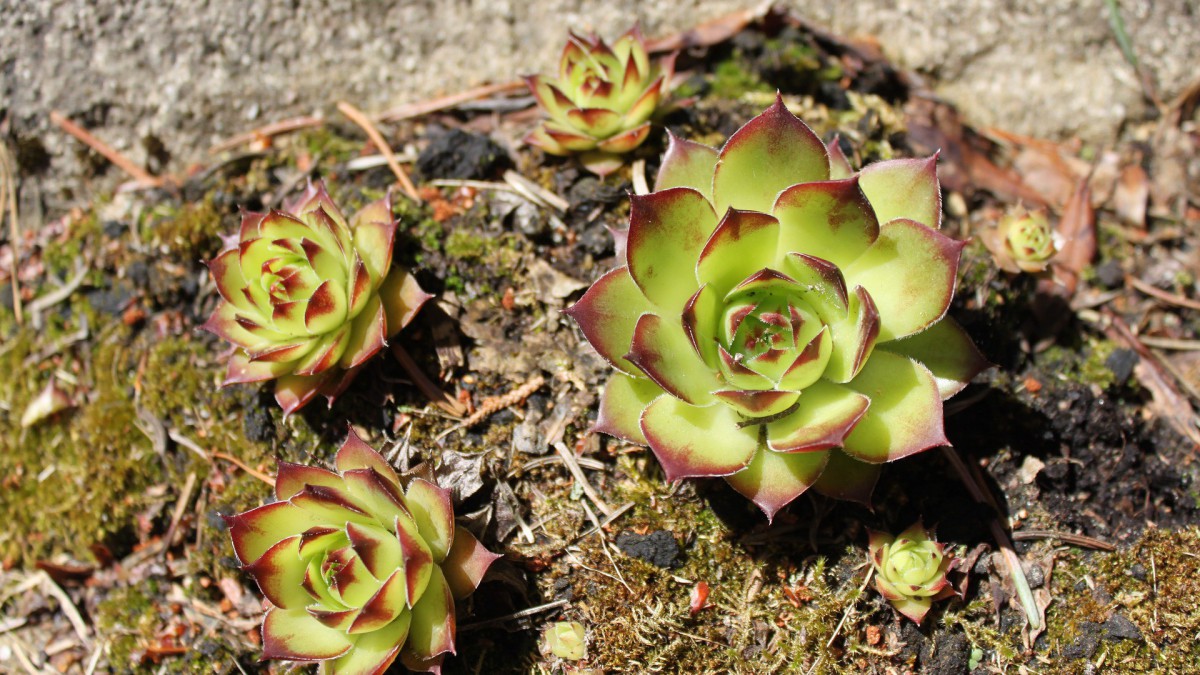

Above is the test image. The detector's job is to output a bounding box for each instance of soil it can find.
[3,7,1200,675]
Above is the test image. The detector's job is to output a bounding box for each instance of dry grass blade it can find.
[49,111,160,187]
[378,80,527,122]
[554,441,614,519]
[1126,275,1200,312]
[212,451,276,487]
[208,115,324,154]
[0,142,21,325]
[336,101,420,203]
[1011,529,1116,551]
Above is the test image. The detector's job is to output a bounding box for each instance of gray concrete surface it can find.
[2,0,1197,214]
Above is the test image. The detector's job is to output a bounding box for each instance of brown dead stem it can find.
[335,101,420,203]
[378,80,526,122]
[208,115,325,154]
[49,111,161,187]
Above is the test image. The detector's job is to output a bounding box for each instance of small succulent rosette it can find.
[203,181,431,415]
[868,522,959,624]
[524,26,677,176]
[566,95,988,519]
[979,206,1058,273]
[542,621,587,661]
[226,431,500,674]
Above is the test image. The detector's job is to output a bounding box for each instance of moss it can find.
[147,193,224,260]
[0,322,167,564]
[710,58,774,99]
[1039,337,1119,389]
[1042,528,1200,672]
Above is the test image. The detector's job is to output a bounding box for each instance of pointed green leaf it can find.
[345,521,404,581]
[712,95,829,215]
[627,188,717,314]
[242,535,311,610]
[842,218,965,341]
[827,136,854,179]
[594,372,663,444]
[626,313,721,406]
[405,479,455,563]
[441,526,501,600]
[563,267,654,376]
[273,370,334,416]
[596,122,651,154]
[336,430,404,493]
[640,396,758,480]
[879,317,990,398]
[404,567,456,660]
[724,447,829,522]
[821,286,880,383]
[681,283,721,367]
[339,295,387,369]
[773,177,879,270]
[228,501,328,564]
[377,267,431,337]
[348,569,409,634]
[395,513,434,608]
[695,209,780,297]
[842,351,948,463]
[262,606,353,662]
[857,155,942,229]
[326,614,410,675]
[654,131,718,200]
[274,462,342,501]
[766,379,869,452]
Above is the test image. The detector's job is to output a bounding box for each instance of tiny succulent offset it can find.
[980,206,1058,273]
[203,181,431,415]
[543,621,587,660]
[868,522,959,624]
[524,26,676,176]
[226,431,500,674]
[566,95,988,519]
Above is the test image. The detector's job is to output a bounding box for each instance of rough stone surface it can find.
[2,0,1197,215]
[615,530,680,568]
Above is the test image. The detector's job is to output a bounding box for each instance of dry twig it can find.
[460,375,545,430]
[212,451,276,487]
[335,101,420,202]
[49,111,160,187]
[378,80,526,122]
[208,115,324,154]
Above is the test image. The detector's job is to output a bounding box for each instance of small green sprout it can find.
[543,620,587,660]
[868,522,961,624]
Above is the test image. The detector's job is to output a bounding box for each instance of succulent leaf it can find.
[711,94,829,215]
[724,446,829,520]
[228,435,497,673]
[204,181,429,414]
[594,372,665,444]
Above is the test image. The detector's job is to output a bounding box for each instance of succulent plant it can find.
[203,181,431,415]
[566,95,988,519]
[226,431,500,674]
[980,206,1058,273]
[542,621,587,660]
[868,522,959,624]
[524,26,676,176]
